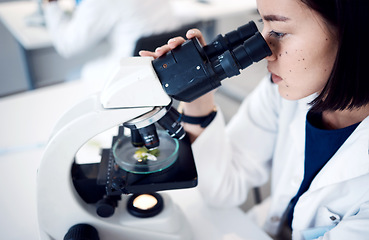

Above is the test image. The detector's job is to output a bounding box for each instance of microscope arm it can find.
[100,57,171,109]
[37,93,153,239]
[38,57,173,239]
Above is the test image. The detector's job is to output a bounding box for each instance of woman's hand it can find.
[139,28,207,59]
[139,29,216,143]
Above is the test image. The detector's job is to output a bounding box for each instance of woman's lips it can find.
[271,73,283,84]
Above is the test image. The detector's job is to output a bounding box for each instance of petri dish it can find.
[112,130,179,174]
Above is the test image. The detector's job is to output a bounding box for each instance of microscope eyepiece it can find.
[203,21,258,60]
[212,32,272,79]
[234,32,272,68]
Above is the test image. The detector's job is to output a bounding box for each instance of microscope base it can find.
[39,193,193,240]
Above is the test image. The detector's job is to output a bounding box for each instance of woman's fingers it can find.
[139,36,186,59]
[139,50,156,58]
[186,28,206,46]
[167,36,186,48]
[138,29,206,59]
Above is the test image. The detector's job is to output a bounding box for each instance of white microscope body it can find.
[37,57,193,240]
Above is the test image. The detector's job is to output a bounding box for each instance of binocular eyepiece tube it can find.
[152,20,272,102]
[203,21,259,61]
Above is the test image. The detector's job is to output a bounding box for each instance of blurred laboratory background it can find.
[0,0,269,212]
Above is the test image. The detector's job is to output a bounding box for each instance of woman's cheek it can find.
[280,50,303,83]
[281,52,315,97]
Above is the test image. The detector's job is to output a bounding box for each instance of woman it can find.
[141,0,369,239]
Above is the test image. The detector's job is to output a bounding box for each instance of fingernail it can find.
[155,47,161,52]
[168,38,176,44]
[187,30,195,35]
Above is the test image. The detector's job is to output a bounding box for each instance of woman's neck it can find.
[322,105,369,130]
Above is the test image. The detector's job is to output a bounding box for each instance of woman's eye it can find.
[269,30,286,39]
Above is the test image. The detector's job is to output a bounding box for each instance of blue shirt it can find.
[287,111,360,228]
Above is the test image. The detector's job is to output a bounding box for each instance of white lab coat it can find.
[44,0,182,90]
[192,75,369,239]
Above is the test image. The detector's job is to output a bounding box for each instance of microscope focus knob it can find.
[96,197,117,218]
[64,224,99,240]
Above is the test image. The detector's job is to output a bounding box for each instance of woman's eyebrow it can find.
[263,14,290,22]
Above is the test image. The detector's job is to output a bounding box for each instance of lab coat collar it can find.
[288,94,317,161]
[308,115,369,192]
[288,93,369,192]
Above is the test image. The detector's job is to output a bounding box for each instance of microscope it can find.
[37,21,271,240]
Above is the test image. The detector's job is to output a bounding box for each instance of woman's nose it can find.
[265,52,277,61]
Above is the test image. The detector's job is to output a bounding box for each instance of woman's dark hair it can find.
[301,0,369,112]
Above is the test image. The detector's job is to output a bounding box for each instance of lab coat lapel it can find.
[308,115,369,192]
[288,95,314,161]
